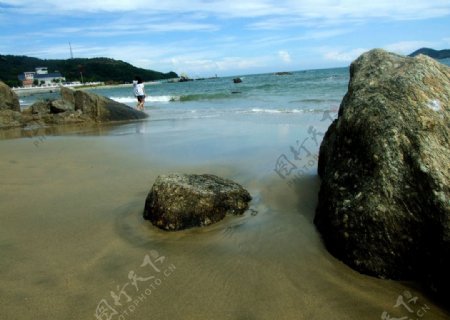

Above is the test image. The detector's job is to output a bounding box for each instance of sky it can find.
[1,0,450,77]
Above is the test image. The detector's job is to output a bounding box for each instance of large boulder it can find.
[315,49,449,295]
[144,173,252,231]
[1,85,146,130]
[24,87,147,127]
[0,81,20,112]
[61,88,147,122]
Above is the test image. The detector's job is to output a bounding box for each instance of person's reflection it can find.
[135,121,145,134]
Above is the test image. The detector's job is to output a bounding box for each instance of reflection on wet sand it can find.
[0,120,448,320]
[0,119,148,140]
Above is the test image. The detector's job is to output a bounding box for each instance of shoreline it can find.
[13,80,163,97]
[12,82,104,96]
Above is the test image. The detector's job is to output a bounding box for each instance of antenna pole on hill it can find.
[69,42,74,59]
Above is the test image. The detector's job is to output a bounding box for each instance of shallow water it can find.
[1,112,448,319]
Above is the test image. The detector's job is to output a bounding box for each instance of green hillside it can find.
[0,55,178,87]
[409,48,450,59]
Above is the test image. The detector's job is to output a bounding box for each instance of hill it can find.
[409,48,450,60]
[0,55,178,87]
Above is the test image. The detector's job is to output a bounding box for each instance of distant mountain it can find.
[409,48,450,60]
[0,55,178,87]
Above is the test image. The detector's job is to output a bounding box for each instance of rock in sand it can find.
[315,49,450,296]
[144,173,252,231]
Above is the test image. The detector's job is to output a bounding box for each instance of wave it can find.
[249,108,305,114]
[111,92,233,104]
[177,93,231,102]
[243,107,338,115]
[253,83,278,90]
[289,98,340,104]
[111,96,176,103]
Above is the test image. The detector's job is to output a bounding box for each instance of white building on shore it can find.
[18,67,66,87]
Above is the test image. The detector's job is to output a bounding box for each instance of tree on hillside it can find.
[0,55,178,86]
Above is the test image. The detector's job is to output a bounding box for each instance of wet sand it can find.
[0,118,448,319]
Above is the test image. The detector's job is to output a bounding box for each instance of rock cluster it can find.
[315,49,449,295]
[0,85,147,129]
[144,173,252,231]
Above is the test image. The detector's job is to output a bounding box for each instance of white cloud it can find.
[303,29,352,40]
[166,55,271,75]
[278,50,292,63]
[384,41,435,54]
[76,21,218,37]
[3,0,450,21]
[248,28,352,53]
[323,48,368,62]
[279,0,450,21]
[0,0,284,17]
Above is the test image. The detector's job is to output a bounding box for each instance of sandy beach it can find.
[1,116,448,320]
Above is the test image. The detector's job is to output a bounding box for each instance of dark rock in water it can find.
[233,78,242,83]
[0,83,147,130]
[178,75,193,82]
[315,49,450,296]
[33,87,147,124]
[0,81,20,112]
[274,72,293,76]
[144,173,252,231]
[66,88,147,122]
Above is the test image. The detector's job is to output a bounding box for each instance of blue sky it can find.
[1,0,450,76]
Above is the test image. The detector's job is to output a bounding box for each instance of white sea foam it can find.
[250,108,304,114]
[111,96,177,103]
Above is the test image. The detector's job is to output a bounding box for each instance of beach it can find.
[1,70,449,319]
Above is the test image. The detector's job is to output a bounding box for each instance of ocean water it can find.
[17,68,348,178]
[20,67,347,121]
[95,68,346,121]
[92,69,343,179]
[14,67,349,181]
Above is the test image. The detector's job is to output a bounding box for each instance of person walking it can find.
[133,76,145,111]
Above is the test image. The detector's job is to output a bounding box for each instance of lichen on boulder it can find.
[0,81,22,128]
[0,81,20,112]
[314,49,449,296]
[144,173,252,231]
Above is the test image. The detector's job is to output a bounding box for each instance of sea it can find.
[18,67,349,179]
[20,67,347,120]
[18,67,348,171]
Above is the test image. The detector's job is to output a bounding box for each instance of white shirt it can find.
[133,81,145,96]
